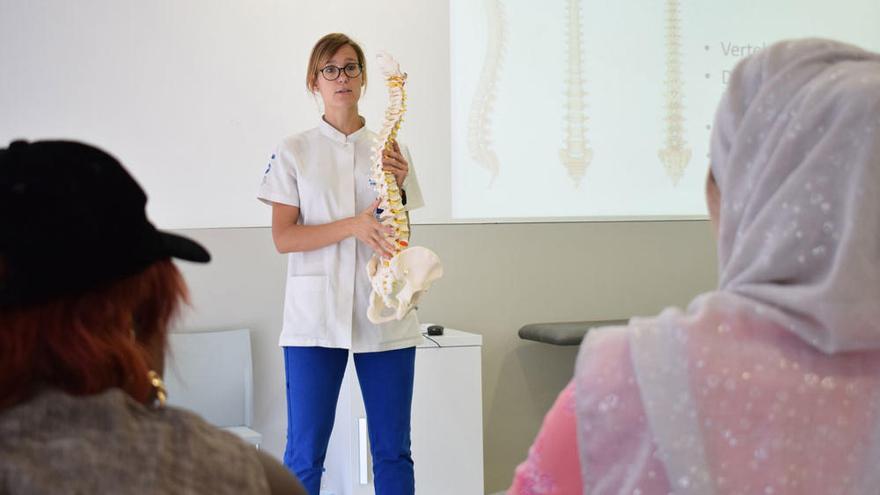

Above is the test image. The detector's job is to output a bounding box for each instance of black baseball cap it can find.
[0,140,210,308]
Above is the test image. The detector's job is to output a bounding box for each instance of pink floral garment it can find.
[509,381,581,495]
[512,297,880,495]
[509,328,671,495]
[578,298,880,494]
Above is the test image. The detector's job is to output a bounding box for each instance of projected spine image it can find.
[658,0,692,184]
[366,52,443,324]
[467,0,506,185]
[559,0,593,186]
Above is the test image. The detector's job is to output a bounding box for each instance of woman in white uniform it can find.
[257,33,424,495]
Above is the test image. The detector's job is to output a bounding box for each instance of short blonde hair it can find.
[306,33,367,93]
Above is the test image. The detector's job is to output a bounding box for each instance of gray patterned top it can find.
[0,388,270,494]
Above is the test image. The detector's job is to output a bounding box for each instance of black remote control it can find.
[426,324,444,336]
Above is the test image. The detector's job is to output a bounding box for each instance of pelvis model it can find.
[366,52,443,324]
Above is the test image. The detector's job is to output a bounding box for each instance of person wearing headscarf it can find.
[509,38,880,494]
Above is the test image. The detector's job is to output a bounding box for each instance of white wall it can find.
[172,220,717,493]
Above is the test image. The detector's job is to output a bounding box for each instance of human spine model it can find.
[366,52,443,324]
[467,0,506,185]
[658,0,691,184]
[560,0,593,186]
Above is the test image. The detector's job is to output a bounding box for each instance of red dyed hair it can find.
[0,259,188,410]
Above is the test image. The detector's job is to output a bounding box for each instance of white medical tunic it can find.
[258,118,425,352]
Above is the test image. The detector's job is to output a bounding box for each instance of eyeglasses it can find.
[319,63,362,81]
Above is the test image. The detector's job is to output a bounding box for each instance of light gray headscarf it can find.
[710,38,880,353]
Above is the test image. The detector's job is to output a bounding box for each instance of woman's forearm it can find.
[272,217,354,254]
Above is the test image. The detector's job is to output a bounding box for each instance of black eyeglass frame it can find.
[318,63,363,81]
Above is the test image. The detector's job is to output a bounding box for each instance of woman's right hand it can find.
[350,198,396,258]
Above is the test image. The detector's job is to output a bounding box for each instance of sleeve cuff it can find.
[257,191,300,208]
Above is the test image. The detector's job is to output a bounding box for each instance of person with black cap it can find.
[0,140,305,495]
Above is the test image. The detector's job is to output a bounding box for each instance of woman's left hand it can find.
[382,141,409,189]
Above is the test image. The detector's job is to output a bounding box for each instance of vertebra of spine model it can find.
[366,52,443,324]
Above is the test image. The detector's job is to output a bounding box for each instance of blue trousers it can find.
[282,346,416,495]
